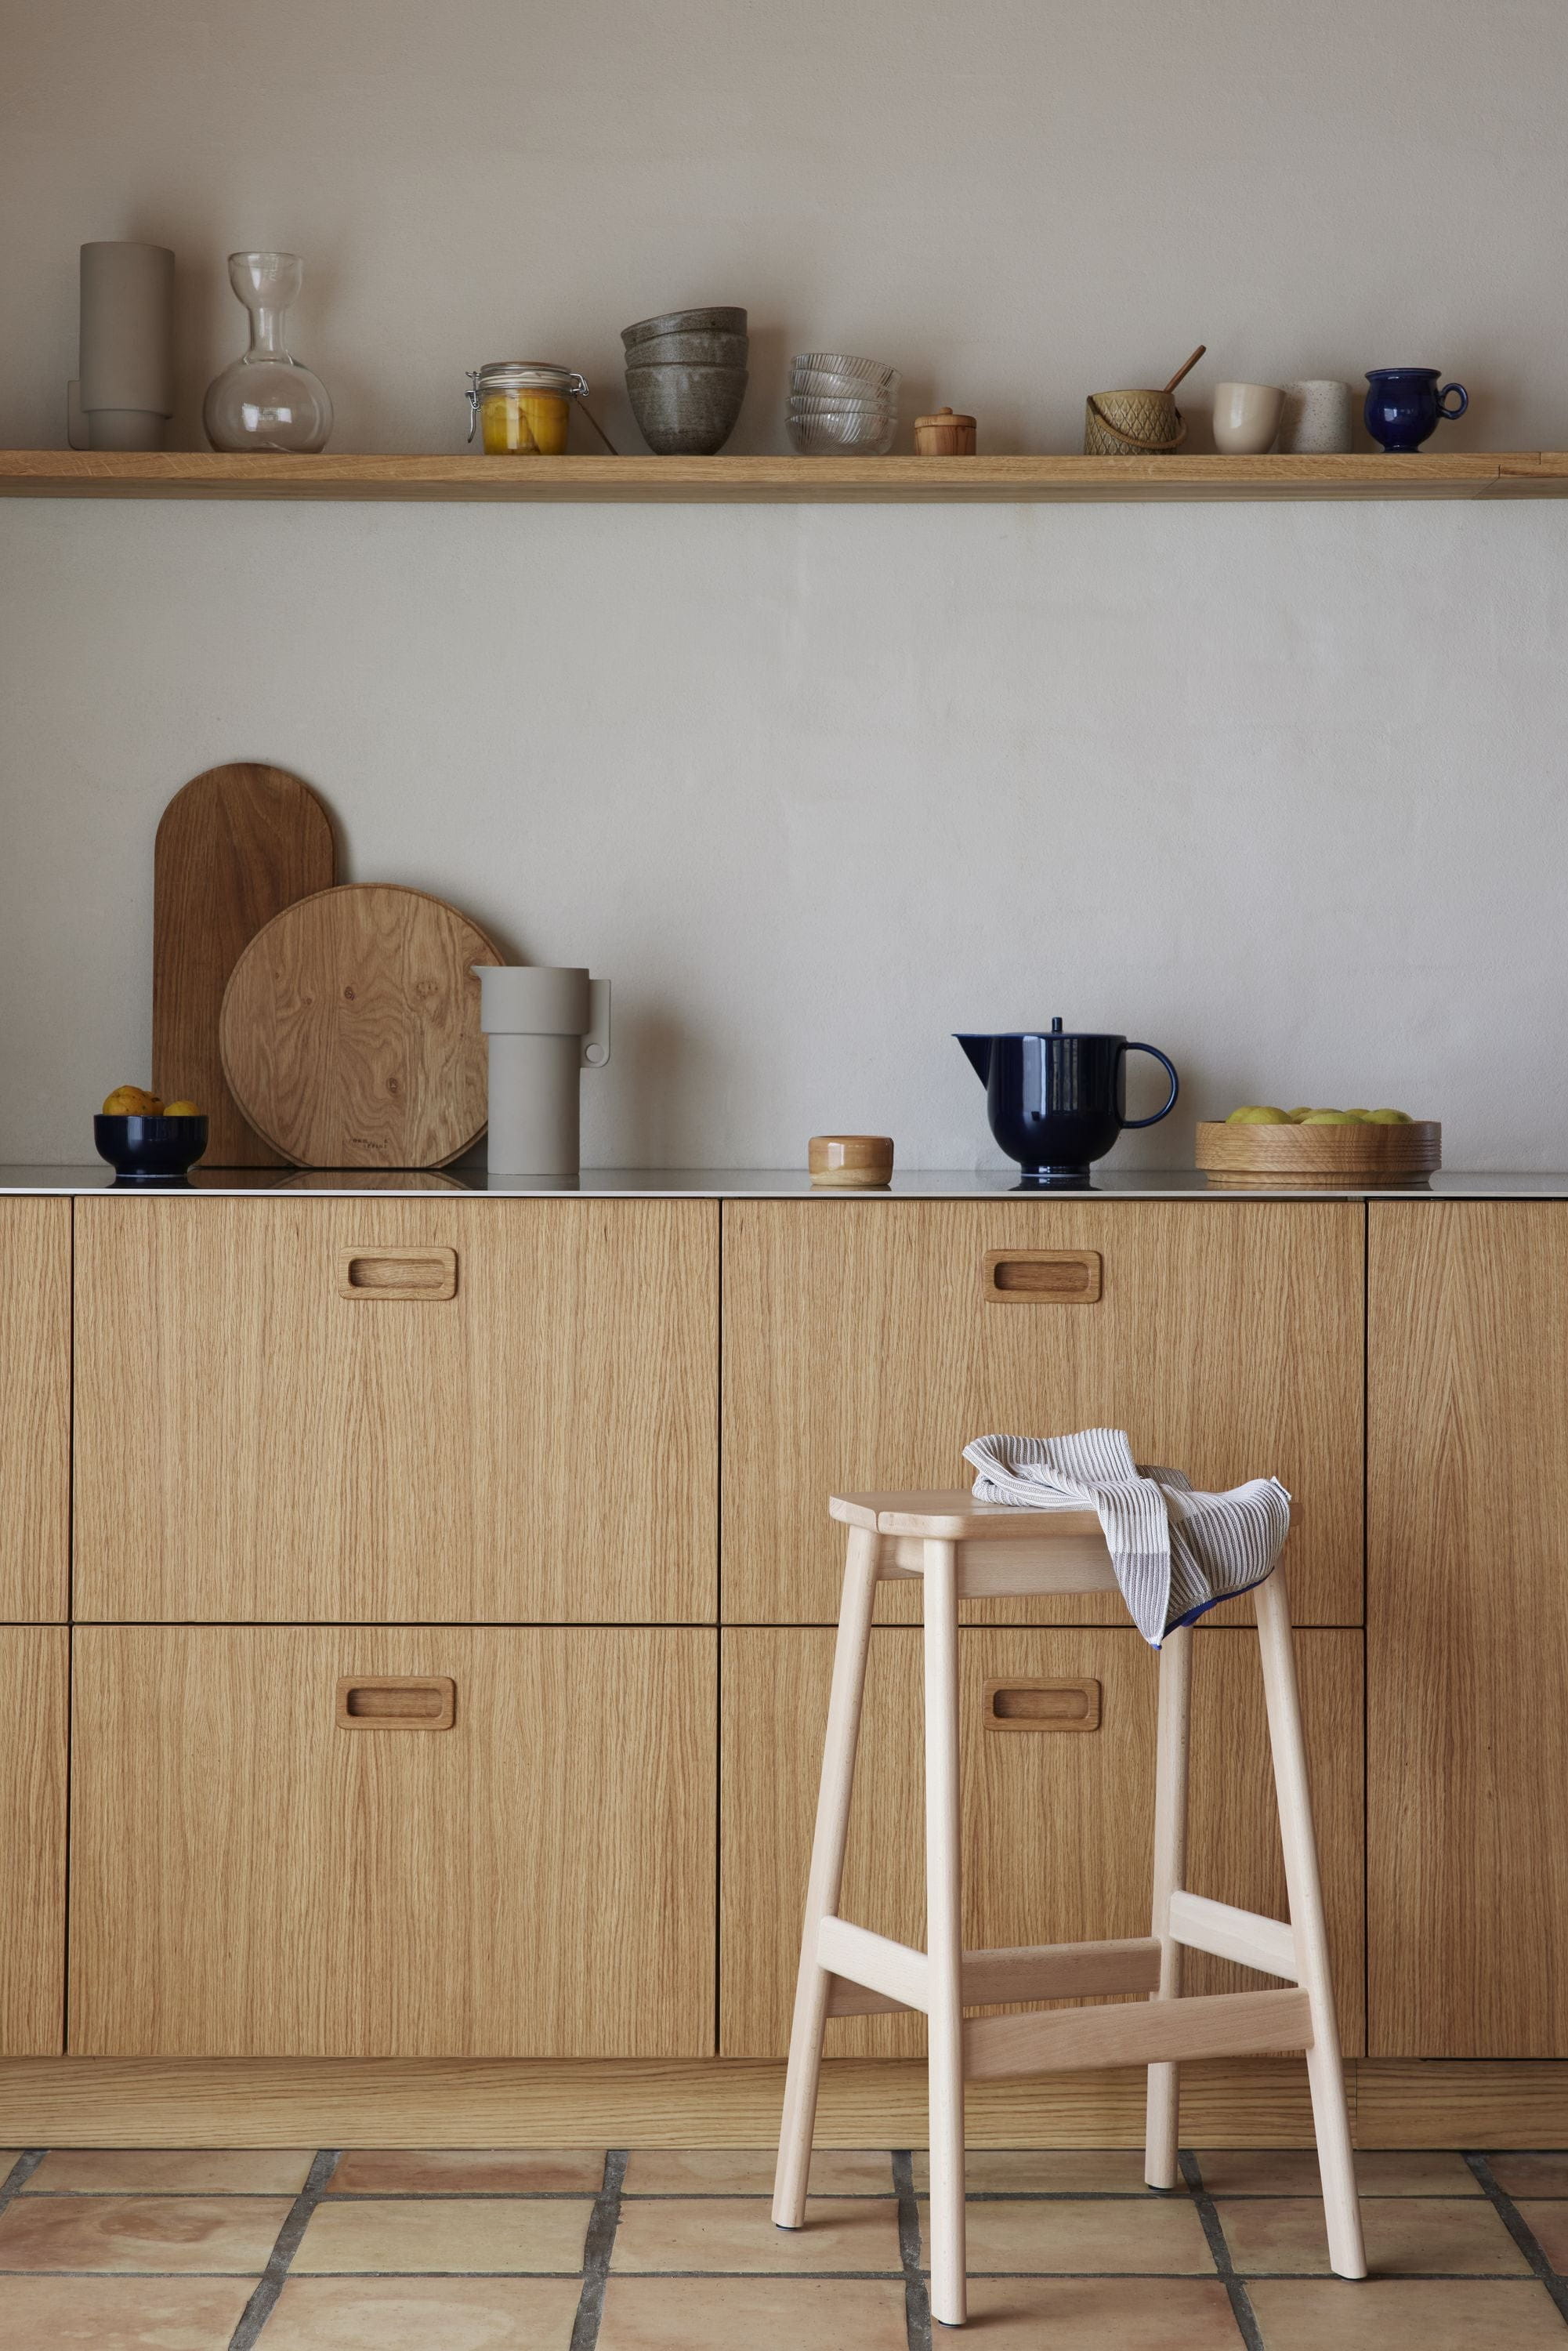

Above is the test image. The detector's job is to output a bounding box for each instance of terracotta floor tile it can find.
[919,2193,1215,2273]
[611,2194,901,2273]
[1218,2194,1530,2277]
[329,2147,606,2194]
[922,2276,1244,2345]
[911,2148,1175,2193]
[264,2273,582,2347]
[1490,2150,1568,2197]
[0,2193,290,2273]
[597,2275,911,2347]
[1511,2199,1568,2269]
[27,2147,314,2194]
[1197,2148,1480,2197]
[1248,2277,1568,2348]
[624,2146,893,2194]
[292,2194,592,2273]
[0,2274,256,2347]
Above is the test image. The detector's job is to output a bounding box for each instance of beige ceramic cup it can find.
[1212,381,1284,455]
[809,1135,894,1188]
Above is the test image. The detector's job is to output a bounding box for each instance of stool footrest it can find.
[964,1987,1314,2081]
[1168,1890,1298,1980]
[818,1920,1164,2018]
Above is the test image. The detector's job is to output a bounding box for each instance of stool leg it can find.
[923,1538,967,2327]
[773,1524,879,2230]
[1144,1623,1193,2190]
[1255,1566,1367,2281]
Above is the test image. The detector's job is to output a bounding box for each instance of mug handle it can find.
[1437,382,1469,421]
[1121,1044,1179,1128]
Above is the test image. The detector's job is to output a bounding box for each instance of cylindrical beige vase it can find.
[68,242,176,452]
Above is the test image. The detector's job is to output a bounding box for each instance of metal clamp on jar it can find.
[465,361,615,455]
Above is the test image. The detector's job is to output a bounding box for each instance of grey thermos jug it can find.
[67,242,176,452]
[474,966,610,1177]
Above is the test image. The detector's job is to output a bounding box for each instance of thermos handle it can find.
[582,978,610,1068]
[1437,381,1468,422]
[1121,1044,1179,1128]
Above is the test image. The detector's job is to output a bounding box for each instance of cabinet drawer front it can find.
[0,1199,69,1621]
[1370,1201,1568,2056]
[70,1627,716,2058]
[74,1197,718,1622]
[722,1200,1363,1625]
[0,1627,67,2054]
[720,1625,1363,2059]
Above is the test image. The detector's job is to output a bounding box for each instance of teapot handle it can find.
[1121,1044,1179,1128]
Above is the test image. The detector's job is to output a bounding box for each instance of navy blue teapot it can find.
[955,1017,1179,1184]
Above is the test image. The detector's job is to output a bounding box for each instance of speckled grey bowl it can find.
[623,306,747,349]
[625,363,748,455]
[625,329,750,369]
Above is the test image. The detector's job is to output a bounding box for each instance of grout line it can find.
[0,2151,46,2218]
[63,1197,75,2056]
[569,2146,627,2350]
[226,2146,339,2349]
[1179,2151,1265,2351]
[893,2150,932,2349]
[1465,2153,1568,2323]
[1361,1197,1370,2055]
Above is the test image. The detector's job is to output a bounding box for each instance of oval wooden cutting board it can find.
[219,884,502,1168]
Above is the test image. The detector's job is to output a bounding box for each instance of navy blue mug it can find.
[1364,368,1468,452]
[954,1017,1179,1184]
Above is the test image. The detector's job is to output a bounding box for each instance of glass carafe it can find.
[203,252,333,452]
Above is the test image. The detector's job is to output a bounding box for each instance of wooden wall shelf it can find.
[2,449,1566,504]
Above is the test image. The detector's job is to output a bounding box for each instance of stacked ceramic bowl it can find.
[623,306,748,455]
[787,351,900,455]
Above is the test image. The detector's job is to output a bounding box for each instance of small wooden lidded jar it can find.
[809,1134,895,1188]
[914,407,976,455]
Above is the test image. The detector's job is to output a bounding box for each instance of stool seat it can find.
[777,1483,1367,2328]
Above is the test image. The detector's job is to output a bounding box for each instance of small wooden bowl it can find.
[1195,1119,1440,1188]
[809,1134,894,1188]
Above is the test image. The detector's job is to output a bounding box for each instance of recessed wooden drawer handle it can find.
[981,1248,1101,1304]
[335,1247,458,1301]
[983,1677,1101,1732]
[335,1675,456,1730]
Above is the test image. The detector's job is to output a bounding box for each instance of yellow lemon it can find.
[1226,1105,1289,1124]
[1368,1108,1414,1124]
[162,1099,201,1118]
[1285,1107,1314,1122]
[101,1085,162,1117]
[1302,1110,1356,1124]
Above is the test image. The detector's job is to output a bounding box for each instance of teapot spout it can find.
[954,1034,991,1085]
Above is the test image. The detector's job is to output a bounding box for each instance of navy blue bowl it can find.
[93,1114,208,1180]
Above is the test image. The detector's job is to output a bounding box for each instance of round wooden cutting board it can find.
[219,884,502,1167]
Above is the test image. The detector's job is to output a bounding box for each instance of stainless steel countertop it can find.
[7,1165,1568,1200]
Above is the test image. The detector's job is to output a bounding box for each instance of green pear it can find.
[1226,1105,1290,1124]
[1368,1108,1414,1124]
[1285,1107,1314,1122]
[1345,1108,1371,1121]
[1301,1110,1356,1124]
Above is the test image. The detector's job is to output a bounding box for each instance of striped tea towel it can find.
[961,1428,1290,1647]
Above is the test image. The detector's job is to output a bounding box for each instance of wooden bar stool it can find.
[772,1490,1366,2330]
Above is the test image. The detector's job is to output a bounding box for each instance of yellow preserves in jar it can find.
[467,362,589,455]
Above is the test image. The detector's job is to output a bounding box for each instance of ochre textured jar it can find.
[466,361,588,455]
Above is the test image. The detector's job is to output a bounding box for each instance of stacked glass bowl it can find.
[787,351,900,455]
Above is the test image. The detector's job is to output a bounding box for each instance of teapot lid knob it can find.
[1051,1016,1063,1032]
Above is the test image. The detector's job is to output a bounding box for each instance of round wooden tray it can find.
[1195,1119,1440,1188]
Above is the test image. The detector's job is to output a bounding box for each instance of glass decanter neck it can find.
[246,302,294,361]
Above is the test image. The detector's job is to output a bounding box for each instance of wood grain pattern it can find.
[0,1199,69,1621]
[965,1987,1313,2078]
[719,1625,1363,2058]
[219,884,501,1168]
[1368,1201,1568,2056]
[153,764,335,1168]
[74,1196,718,1623]
[69,1627,715,2058]
[722,1200,1363,1625]
[3,450,1566,502]
[1196,1119,1440,1187]
[0,1628,67,2055]
[0,2053,1324,2149]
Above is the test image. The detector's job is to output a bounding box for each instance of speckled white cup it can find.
[1278,380,1353,454]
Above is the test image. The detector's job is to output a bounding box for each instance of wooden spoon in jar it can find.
[1162,346,1207,395]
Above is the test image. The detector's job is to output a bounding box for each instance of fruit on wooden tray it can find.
[1227,1103,1417,1126]
[1226,1105,1290,1123]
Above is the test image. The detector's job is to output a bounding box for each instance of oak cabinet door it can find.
[720,1625,1363,2058]
[1369,1201,1568,2055]
[0,1627,67,2052]
[722,1201,1363,1625]
[70,1626,715,2057]
[74,1197,718,1621]
[0,1198,69,1621]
